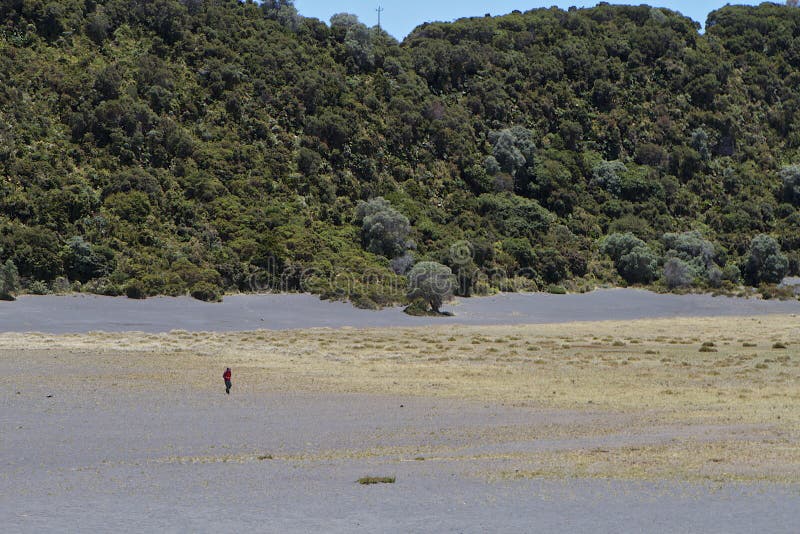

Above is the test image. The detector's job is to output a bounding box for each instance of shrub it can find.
[744,234,789,285]
[661,231,728,288]
[407,261,455,313]
[484,155,501,176]
[2,225,63,280]
[403,298,432,316]
[81,278,122,296]
[663,257,694,289]
[104,191,152,224]
[690,128,711,161]
[477,193,553,239]
[722,263,741,283]
[707,265,723,287]
[600,233,660,283]
[190,282,223,302]
[662,231,715,266]
[390,252,414,275]
[616,245,659,284]
[62,236,115,283]
[124,279,147,299]
[502,237,536,269]
[538,248,569,284]
[607,215,655,240]
[51,276,71,294]
[357,476,395,485]
[27,280,50,295]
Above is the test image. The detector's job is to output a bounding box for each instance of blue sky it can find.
[293,1,763,40]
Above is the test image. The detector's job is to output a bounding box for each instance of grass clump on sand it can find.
[357,476,396,485]
[772,342,787,349]
[699,342,718,353]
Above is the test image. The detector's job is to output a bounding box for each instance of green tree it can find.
[486,126,536,194]
[617,245,660,284]
[62,236,115,283]
[355,198,411,258]
[662,231,715,266]
[599,232,646,262]
[190,282,223,302]
[601,233,660,284]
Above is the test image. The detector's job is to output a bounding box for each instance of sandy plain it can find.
[2,314,799,531]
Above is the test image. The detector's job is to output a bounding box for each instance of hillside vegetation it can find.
[2,1,800,305]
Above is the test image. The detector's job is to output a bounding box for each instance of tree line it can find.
[1,1,799,306]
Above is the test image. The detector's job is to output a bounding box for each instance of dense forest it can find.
[2,1,800,305]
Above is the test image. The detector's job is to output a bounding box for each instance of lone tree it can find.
[407,261,455,314]
[0,259,21,301]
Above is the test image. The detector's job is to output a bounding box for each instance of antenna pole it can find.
[376,6,383,29]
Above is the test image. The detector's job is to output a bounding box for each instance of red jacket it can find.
[223,369,231,381]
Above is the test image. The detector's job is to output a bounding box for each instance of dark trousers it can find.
[225,379,232,394]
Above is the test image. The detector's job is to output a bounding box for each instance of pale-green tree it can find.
[355,197,411,258]
[407,261,455,313]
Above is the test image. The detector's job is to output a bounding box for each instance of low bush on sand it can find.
[357,476,395,485]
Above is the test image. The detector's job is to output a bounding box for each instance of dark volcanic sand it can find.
[2,289,800,333]
[0,378,800,533]
[2,382,797,533]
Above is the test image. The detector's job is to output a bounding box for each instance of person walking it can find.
[223,367,232,394]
